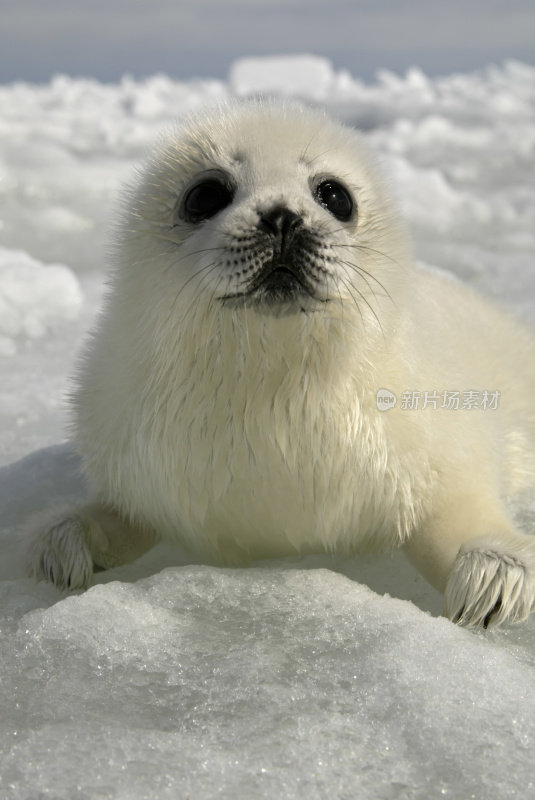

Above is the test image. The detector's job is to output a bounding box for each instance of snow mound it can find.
[229,54,342,99]
[0,248,82,355]
[2,562,535,799]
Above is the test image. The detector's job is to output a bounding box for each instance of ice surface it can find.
[3,560,535,800]
[1,56,535,798]
[229,55,338,98]
[0,247,82,355]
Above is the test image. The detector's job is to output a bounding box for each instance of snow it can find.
[229,55,337,98]
[0,248,82,356]
[1,55,535,798]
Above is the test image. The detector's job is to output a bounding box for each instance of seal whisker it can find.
[336,240,408,272]
[338,273,384,335]
[338,258,394,307]
[171,260,222,317]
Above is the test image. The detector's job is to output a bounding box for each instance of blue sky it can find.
[1,0,534,83]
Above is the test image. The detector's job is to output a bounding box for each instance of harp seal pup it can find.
[28,101,535,627]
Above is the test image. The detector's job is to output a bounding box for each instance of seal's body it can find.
[29,102,535,627]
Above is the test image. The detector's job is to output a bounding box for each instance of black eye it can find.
[314,179,354,222]
[183,178,234,223]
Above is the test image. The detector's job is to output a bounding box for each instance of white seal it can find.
[28,101,535,627]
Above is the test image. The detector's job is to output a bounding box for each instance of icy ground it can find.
[1,56,535,799]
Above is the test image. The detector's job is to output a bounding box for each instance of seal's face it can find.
[178,168,354,310]
[122,102,409,327]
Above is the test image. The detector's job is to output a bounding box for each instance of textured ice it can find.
[229,55,339,98]
[0,248,82,355]
[1,56,535,798]
[3,562,535,800]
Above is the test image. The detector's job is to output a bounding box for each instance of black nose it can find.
[257,206,302,241]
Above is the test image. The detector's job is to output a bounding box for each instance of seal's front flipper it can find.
[444,535,535,627]
[26,504,158,590]
[403,492,535,627]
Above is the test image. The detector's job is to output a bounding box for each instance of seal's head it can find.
[115,101,410,331]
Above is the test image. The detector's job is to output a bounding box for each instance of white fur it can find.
[27,506,93,590]
[28,101,535,626]
[444,534,535,627]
